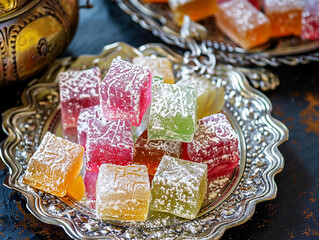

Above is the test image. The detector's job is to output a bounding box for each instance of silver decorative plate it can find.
[116,0,319,67]
[1,42,288,239]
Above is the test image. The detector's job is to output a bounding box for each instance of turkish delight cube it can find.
[23,132,84,197]
[67,175,85,201]
[85,118,133,172]
[59,67,101,131]
[84,171,98,209]
[148,83,197,142]
[100,59,152,126]
[301,0,319,40]
[168,0,218,26]
[216,0,270,49]
[182,113,239,178]
[177,76,225,119]
[133,56,175,84]
[96,164,151,221]
[150,156,207,219]
[77,105,101,148]
[263,0,302,37]
[133,130,182,176]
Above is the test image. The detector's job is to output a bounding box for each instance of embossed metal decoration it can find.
[0,0,78,86]
[115,0,319,67]
[1,42,288,239]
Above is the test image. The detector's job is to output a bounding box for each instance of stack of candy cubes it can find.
[23,56,240,222]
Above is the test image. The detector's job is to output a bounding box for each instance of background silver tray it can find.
[1,42,288,239]
[116,0,319,67]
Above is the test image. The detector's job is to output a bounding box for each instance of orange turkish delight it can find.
[263,0,302,37]
[23,132,84,197]
[168,0,218,26]
[133,130,182,176]
[216,0,270,49]
[67,175,85,201]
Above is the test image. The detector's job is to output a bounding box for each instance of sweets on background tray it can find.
[141,0,319,49]
[23,56,240,222]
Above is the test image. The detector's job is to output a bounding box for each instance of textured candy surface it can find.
[100,59,152,126]
[216,0,270,49]
[85,118,133,172]
[177,76,225,119]
[59,67,101,131]
[23,132,84,197]
[84,171,98,209]
[169,0,218,25]
[133,130,182,176]
[301,0,319,40]
[96,164,151,221]
[150,156,207,219]
[183,113,239,178]
[67,175,85,201]
[148,83,197,142]
[133,57,175,84]
[77,105,101,148]
[264,0,302,37]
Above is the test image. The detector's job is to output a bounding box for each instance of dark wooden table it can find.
[1,1,318,239]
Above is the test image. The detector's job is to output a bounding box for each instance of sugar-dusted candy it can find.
[77,105,101,148]
[177,76,224,119]
[84,171,98,208]
[85,118,133,172]
[133,56,175,84]
[96,164,151,221]
[263,0,302,37]
[218,0,260,9]
[148,83,197,142]
[183,113,239,178]
[23,132,84,197]
[150,156,207,219]
[301,0,319,40]
[168,0,218,26]
[67,175,85,201]
[59,67,101,131]
[133,130,182,176]
[100,59,152,127]
[216,0,270,49]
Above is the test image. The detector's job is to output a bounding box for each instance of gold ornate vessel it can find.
[0,0,78,85]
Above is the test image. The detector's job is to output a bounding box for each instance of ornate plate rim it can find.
[115,0,319,67]
[1,42,289,239]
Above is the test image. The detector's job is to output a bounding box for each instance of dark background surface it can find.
[0,1,319,239]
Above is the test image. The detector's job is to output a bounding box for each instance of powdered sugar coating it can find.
[77,105,101,148]
[150,156,207,219]
[264,0,302,37]
[96,164,151,221]
[133,130,182,175]
[301,0,319,40]
[216,0,270,49]
[85,118,133,172]
[23,132,84,197]
[100,59,152,126]
[183,113,239,178]
[133,56,175,84]
[148,83,197,142]
[59,67,101,130]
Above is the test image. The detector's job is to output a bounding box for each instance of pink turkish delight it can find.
[84,171,98,209]
[85,118,133,172]
[77,105,101,148]
[301,0,319,40]
[59,67,101,136]
[182,113,239,178]
[100,59,152,126]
